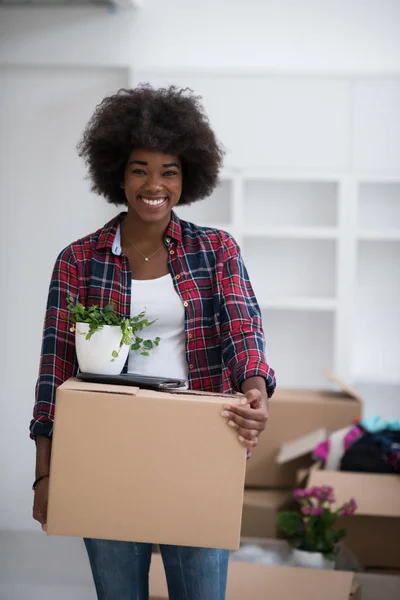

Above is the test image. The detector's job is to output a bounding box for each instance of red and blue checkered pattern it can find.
[31,212,276,437]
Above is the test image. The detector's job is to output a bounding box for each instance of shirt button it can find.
[175,274,181,280]
[166,237,171,243]
[189,364,194,370]
[183,301,188,307]
[188,333,193,339]
[169,249,175,255]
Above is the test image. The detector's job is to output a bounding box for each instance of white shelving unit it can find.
[177,170,342,388]
[136,70,400,414]
[175,169,400,401]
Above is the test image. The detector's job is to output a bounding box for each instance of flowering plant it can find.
[276,486,357,561]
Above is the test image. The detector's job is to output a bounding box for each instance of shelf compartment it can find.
[175,179,232,226]
[262,309,334,388]
[261,297,337,312]
[353,240,400,385]
[358,229,400,242]
[358,182,400,231]
[243,180,338,228]
[175,179,232,227]
[242,237,336,303]
[244,226,338,240]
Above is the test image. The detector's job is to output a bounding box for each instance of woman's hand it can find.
[222,389,268,449]
[33,477,49,532]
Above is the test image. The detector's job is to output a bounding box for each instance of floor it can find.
[1,531,399,600]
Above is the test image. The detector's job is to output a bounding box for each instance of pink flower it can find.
[301,505,312,515]
[310,507,324,516]
[293,489,306,499]
[341,498,357,516]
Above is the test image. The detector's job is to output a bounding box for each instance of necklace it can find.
[125,235,163,262]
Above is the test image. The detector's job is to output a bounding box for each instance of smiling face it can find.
[123,148,183,224]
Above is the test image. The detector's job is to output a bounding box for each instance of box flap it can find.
[324,371,362,401]
[59,377,139,396]
[175,388,242,400]
[276,428,327,464]
[150,554,356,599]
[275,372,361,403]
[307,470,400,517]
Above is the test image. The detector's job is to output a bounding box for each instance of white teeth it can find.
[141,196,167,206]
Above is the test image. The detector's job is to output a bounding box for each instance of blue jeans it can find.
[84,538,229,600]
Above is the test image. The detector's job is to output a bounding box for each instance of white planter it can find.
[75,323,130,375]
[291,548,335,570]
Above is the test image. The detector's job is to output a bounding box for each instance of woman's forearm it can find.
[35,435,52,479]
[241,376,268,402]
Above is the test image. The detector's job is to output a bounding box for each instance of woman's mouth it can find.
[139,196,168,208]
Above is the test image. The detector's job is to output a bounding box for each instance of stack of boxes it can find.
[241,375,400,573]
[46,375,399,597]
[242,375,362,540]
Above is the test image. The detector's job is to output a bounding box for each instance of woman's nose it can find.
[146,174,163,190]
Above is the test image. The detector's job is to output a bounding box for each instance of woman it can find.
[31,85,276,600]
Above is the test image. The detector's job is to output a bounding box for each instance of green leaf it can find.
[111,350,119,358]
[276,512,305,537]
[140,351,150,357]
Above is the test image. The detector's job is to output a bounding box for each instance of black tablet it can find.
[77,372,187,390]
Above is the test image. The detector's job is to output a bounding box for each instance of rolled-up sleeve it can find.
[30,248,79,438]
[220,236,276,397]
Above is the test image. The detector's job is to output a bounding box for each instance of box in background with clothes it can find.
[245,373,362,489]
[46,378,247,550]
[149,552,361,600]
[276,429,400,569]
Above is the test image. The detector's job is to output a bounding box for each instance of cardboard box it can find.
[149,553,361,599]
[307,469,400,569]
[278,431,400,569]
[245,374,362,488]
[47,378,246,550]
[241,490,288,538]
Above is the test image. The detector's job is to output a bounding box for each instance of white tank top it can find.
[128,274,189,381]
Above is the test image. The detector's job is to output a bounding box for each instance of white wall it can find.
[0,0,399,72]
[0,66,128,532]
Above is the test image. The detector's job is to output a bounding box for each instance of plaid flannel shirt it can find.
[31,211,276,437]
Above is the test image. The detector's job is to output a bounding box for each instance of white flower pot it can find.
[291,548,335,570]
[75,323,130,375]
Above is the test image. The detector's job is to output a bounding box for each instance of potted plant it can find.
[277,485,357,570]
[67,295,160,375]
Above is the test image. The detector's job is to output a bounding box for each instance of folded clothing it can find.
[340,429,400,474]
[313,426,363,471]
[360,415,400,434]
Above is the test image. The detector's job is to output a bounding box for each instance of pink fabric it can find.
[313,426,362,466]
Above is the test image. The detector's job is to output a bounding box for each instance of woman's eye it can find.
[164,171,178,177]
[132,169,146,175]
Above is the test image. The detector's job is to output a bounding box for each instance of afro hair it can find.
[77,85,224,206]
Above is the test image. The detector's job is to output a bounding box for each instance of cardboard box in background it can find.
[149,554,361,600]
[245,375,362,488]
[278,431,400,569]
[306,469,400,569]
[47,379,246,550]
[241,490,289,539]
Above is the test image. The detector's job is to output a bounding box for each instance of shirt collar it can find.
[95,210,182,253]
[166,210,182,244]
[95,212,124,252]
